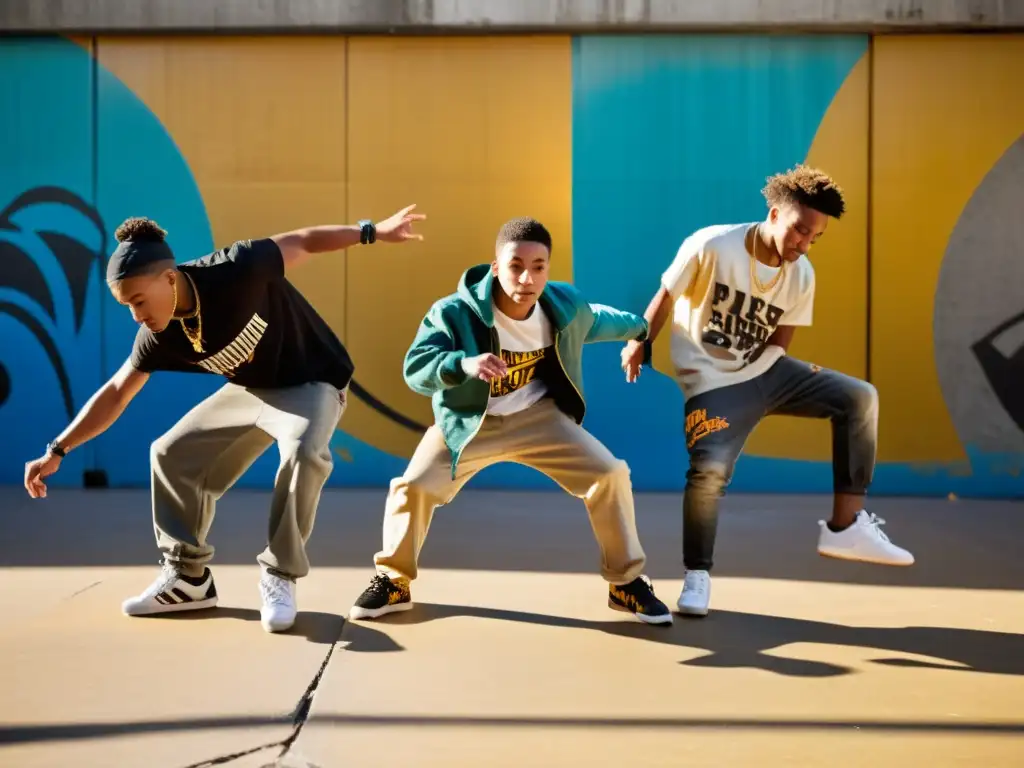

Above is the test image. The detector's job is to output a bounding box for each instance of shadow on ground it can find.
[2,487,1023,590]
[135,607,343,646]
[338,602,1024,679]
[2,711,1022,747]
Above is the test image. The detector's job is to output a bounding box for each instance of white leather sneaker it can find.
[259,570,297,633]
[817,510,914,566]
[676,569,711,616]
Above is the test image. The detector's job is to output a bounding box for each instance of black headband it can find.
[106,239,175,283]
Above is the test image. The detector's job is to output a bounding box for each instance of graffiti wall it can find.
[0,33,1021,498]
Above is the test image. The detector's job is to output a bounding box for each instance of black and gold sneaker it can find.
[349,573,413,620]
[608,575,673,625]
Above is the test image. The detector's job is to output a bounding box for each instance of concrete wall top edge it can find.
[3,0,1024,33]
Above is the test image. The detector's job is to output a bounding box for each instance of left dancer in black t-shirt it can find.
[22,205,425,633]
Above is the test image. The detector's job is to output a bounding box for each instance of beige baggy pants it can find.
[373,398,646,585]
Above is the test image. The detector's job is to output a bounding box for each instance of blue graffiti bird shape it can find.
[0,186,107,416]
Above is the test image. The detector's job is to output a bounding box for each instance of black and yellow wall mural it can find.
[1,34,1021,498]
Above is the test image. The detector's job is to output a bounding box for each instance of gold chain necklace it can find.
[173,271,204,353]
[749,223,785,295]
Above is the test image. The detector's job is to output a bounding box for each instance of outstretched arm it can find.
[270,204,425,270]
[621,236,701,382]
[637,285,675,346]
[585,303,649,344]
[24,357,149,498]
[618,285,678,382]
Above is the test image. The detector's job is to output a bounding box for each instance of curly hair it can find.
[114,217,167,243]
[762,165,846,219]
[495,216,552,253]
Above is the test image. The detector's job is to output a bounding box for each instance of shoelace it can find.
[143,564,182,598]
[685,572,709,597]
[365,573,393,598]
[624,574,659,604]
[260,575,293,606]
[863,513,892,543]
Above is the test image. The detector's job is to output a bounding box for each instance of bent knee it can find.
[843,379,879,417]
[586,457,632,491]
[686,459,731,493]
[389,468,451,505]
[150,432,180,466]
[599,457,632,481]
[282,440,333,472]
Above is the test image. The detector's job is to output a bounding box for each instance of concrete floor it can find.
[1,486,1022,767]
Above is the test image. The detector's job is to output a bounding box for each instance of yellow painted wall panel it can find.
[871,35,1024,463]
[343,36,573,459]
[745,52,870,461]
[95,36,349,339]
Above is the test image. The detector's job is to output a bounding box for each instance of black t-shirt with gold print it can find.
[129,238,354,391]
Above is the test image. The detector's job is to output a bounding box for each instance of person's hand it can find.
[24,452,62,499]
[376,204,426,243]
[461,353,507,382]
[621,340,645,383]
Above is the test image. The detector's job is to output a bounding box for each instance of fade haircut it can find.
[114,216,168,243]
[495,217,552,253]
[762,165,846,220]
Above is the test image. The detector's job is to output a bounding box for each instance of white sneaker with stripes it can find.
[122,564,218,616]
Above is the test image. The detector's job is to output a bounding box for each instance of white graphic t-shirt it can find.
[486,302,554,416]
[660,222,815,398]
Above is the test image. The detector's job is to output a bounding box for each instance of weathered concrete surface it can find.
[298,572,1024,768]
[2,0,1024,33]
[1,488,1022,767]
[0,565,368,768]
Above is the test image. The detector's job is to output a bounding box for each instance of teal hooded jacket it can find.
[403,264,649,477]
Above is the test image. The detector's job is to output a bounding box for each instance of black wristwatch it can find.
[358,219,376,245]
[47,440,66,458]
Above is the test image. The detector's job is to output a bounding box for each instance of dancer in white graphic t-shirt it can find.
[621,165,915,618]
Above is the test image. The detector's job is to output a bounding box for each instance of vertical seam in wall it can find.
[569,34,576,285]
[343,36,350,347]
[91,35,103,472]
[865,35,874,385]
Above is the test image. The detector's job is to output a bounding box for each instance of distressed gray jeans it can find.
[682,355,878,571]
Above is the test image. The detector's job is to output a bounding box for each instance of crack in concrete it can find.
[181,738,284,768]
[67,580,103,599]
[273,636,340,767]
[177,619,346,768]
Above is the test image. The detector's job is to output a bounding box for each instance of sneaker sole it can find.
[123,596,218,617]
[675,604,709,617]
[348,602,414,620]
[818,548,915,566]
[262,616,296,633]
[608,599,673,626]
